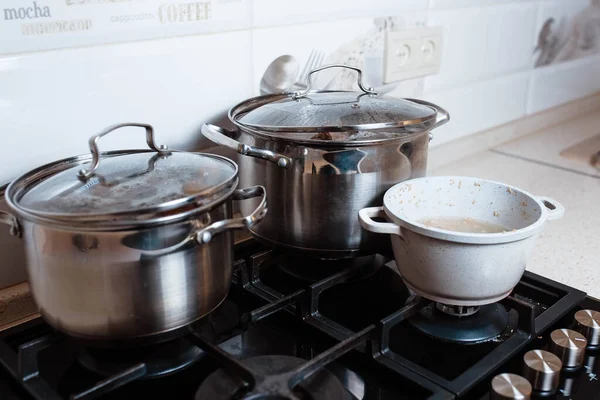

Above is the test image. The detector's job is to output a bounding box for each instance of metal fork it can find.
[293,49,324,90]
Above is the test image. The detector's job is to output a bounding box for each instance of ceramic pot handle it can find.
[538,196,565,221]
[358,207,403,237]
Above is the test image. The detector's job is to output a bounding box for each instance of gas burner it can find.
[76,336,204,379]
[277,252,386,283]
[436,302,480,317]
[195,355,349,400]
[408,302,512,345]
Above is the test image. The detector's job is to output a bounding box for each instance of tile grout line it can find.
[490,149,600,180]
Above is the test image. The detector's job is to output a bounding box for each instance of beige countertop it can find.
[431,111,600,298]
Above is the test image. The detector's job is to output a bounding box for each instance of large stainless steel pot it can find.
[0,123,267,342]
[201,64,449,259]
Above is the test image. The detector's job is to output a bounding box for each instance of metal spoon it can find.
[259,55,299,95]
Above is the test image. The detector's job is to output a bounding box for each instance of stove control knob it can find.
[523,350,562,392]
[574,309,600,347]
[548,328,587,368]
[490,373,532,400]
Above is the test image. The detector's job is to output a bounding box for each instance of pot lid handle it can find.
[293,64,378,99]
[77,123,170,181]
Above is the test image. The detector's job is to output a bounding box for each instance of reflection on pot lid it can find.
[17,151,237,218]
[235,91,438,139]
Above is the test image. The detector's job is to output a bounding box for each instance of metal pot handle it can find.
[406,98,450,130]
[141,185,267,257]
[293,64,378,99]
[0,184,21,237]
[78,123,170,181]
[0,211,20,237]
[201,123,292,168]
[196,185,267,244]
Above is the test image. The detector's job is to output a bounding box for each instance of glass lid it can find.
[15,123,237,219]
[234,65,439,142]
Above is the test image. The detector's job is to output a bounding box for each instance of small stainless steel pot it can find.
[0,123,267,343]
[201,64,449,259]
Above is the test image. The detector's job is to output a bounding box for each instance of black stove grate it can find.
[231,240,587,398]
[0,239,588,400]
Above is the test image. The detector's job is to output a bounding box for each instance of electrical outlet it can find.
[384,27,443,83]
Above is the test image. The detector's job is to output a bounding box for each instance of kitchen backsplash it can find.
[0,0,599,288]
[1,0,600,185]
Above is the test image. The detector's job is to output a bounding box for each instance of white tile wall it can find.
[0,0,596,183]
[426,71,530,146]
[429,0,536,9]
[532,0,596,68]
[534,0,591,45]
[528,55,600,113]
[424,3,538,92]
[0,30,253,183]
[252,0,428,28]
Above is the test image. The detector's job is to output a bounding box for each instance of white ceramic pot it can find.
[358,176,564,306]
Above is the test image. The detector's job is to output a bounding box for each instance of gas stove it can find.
[1,239,599,399]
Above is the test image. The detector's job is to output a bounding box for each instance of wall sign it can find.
[0,0,249,54]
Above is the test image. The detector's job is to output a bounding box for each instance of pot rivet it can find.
[200,231,213,244]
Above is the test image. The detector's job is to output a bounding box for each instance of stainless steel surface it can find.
[7,124,240,230]
[0,184,267,341]
[0,209,20,237]
[236,92,439,138]
[0,184,26,288]
[548,328,587,368]
[77,122,169,180]
[201,75,448,258]
[522,349,562,392]
[233,127,425,258]
[17,151,237,220]
[231,65,448,140]
[490,373,532,400]
[0,124,270,341]
[413,98,450,131]
[196,185,267,244]
[201,124,292,168]
[574,309,600,346]
[293,64,377,99]
[435,303,479,317]
[0,182,21,238]
[258,55,299,95]
[20,207,232,341]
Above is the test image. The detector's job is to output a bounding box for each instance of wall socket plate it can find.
[384,26,443,83]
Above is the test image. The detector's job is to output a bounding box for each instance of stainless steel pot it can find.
[201,64,449,259]
[0,123,267,342]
